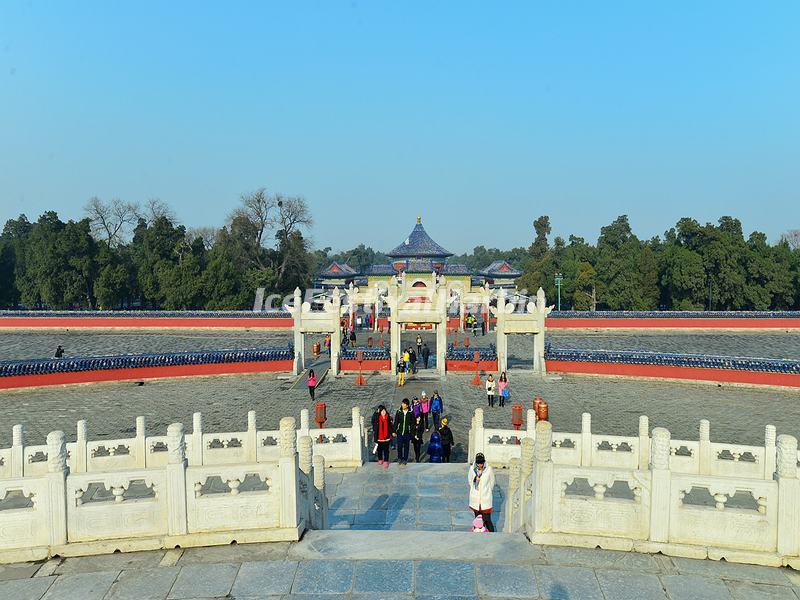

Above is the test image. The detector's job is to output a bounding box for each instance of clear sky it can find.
[1,1,798,254]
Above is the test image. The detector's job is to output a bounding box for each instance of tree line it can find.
[0,194,798,311]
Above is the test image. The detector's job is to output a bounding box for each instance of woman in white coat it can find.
[467,452,496,532]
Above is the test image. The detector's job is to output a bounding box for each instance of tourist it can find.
[409,347,417,374]
[412,414,425,462]
[421,343,431,369]
[430,390,444,430]
[349,328,357,346]
[481,317,486,336]
[420,391,431,430]
[439,418,454,462]
[396,359,406,387]
[412,396,422,422]
[325,334,331,354]
[428,431,444,462]
[393,399,413,465]
[416,334,423,359]
[307,369,317,400]
[471,514,488,533]
[371,405,393,468]
[53,345,65,358]
[468,452,496,532]
[498,372,508,407]
[403,348,411,376]
[485,374,496,408]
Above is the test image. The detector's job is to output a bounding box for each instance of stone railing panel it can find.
[591,435,639,470]
[185,463,281,533]
[669,473,778,554]
[0,475,52,553]
[66,470,168,543]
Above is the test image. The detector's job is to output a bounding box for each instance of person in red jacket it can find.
[371,405,393,468]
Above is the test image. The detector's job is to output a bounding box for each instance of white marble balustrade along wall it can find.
[472,408,780,480]
[0,417,329,564]
[501,419,800,570]
[0,407,366,479]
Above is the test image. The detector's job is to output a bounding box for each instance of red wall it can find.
[0,360,294,390]
[0,317,294,329]
[547,318,800,329]
[339,359,391,371]
[446,360,499,372]
[547,360,800,388]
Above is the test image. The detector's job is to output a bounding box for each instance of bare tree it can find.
[84,197,139,246]
[276,195,313,237]
[138,198,177,226]
[782,229,800,251]
[187,226,217,250]
[229,188,276,247]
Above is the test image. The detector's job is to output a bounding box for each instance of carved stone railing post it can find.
[519,440,535,531]
[505,457,521,533]
[46,431,68,547]
[11,424,24,477]
[192,412,203,466]
[581,413,592,466]
[74,420,88,473]
[135,416,147,468]
[312,454,328,529]
[530,420,554,536]
[776,435,800,557]
[468,414,476,460]
[649,427,671,543]
[166,423,188,536]
[351,406,363,466]
[299,408,310,439]
[638,416,650,470]
[298,436,313,476]
[472,409,485,460]
[764,424,776,480]
[279,417,299,530]
[247,410,258,462]
[698,419,711,475]
[525,409,537,441]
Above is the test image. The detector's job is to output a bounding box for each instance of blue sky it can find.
[1,1,798,253]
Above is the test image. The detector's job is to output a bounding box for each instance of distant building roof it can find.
[318,261,358,278]
[443,263,472,276]
[478,260,522,278]
[387,217,453,259]
[364,264,397,276]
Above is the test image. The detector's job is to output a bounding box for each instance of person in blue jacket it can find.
[430,390,444,431]
[428,431,444,463]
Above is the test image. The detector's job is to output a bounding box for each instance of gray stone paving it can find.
[2,530,799,598]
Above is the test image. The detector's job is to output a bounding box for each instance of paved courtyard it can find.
[2,499,800,599]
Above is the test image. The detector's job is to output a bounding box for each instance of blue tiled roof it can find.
[387,221,453,258]
[365,264,397,276]
[318,262,358,278]
[479,260,522,277]
[404,259,437,273]
[443,263,472,275]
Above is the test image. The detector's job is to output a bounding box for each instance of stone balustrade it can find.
[0,408,366,479]
[472,410,779,480]
[0,417,329,564]
[500,419,800,569]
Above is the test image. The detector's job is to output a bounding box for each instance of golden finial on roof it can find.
[417,215,421,224]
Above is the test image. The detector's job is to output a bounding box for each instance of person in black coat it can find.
[421,343,431,369]
[412,415,425,462]
[408,348,417,374]
[439,418,454,463]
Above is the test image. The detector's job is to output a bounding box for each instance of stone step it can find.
[290,529,536,562]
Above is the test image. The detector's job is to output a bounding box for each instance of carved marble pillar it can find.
[351,407,363,466]
[525,409,537,441]
[638,416,650,470]
[298,436,313,476]
[74,419,88,473]
[531,420,554,534]
[135,416,147,468]
[764,424,776,480]
[192,412,204,466]
[649,427,672,543]
[11,424,24,477]
[46,430,68,547]
[776,435,800,557]
[698,419,711,475]
[471,409,485,460]
[279,417,299,529]
[505,457,521,533]
[166,423,188,536]
[312,454,328,529]
[580,413,592,466]
[247,410,258,463]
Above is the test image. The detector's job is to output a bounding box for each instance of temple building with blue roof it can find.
[316,217,521,291]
